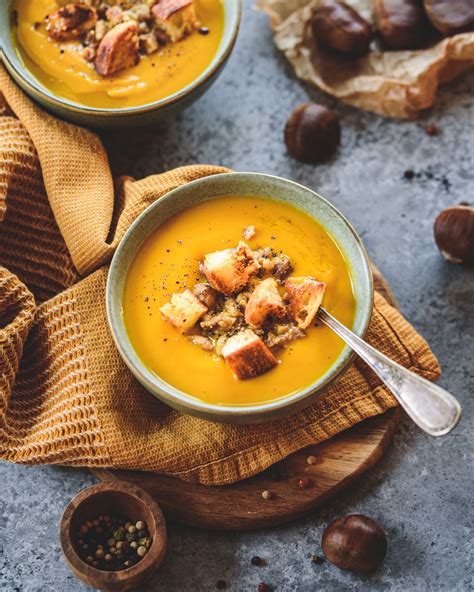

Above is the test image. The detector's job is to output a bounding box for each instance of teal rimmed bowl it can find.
[106,172,374,424]
[0,0,241,128]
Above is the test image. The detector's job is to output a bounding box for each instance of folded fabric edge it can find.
[130,386,400,485]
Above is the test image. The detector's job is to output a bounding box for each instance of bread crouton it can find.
[201,241,260,296]
[193,283,218,309]
[245,278,286,327]
[46,3,97,41]
[95,22,139,76]
[285,277,326,329]
[160,289,207,334]
[152,0,197,43]
[222,329,278,380]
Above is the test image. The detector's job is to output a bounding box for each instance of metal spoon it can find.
[317,307,462,436]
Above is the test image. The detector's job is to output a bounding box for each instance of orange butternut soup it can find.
[123,196,356,406]
[12,0,224,109]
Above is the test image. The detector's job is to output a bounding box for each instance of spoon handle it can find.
[317,307,462,436]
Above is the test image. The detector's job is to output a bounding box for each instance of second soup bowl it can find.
[107,172,373,424]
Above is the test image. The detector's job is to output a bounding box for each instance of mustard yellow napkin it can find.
[0,66,440,485]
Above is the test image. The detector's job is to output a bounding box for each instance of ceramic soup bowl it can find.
[0,0,241,128]
[107,172,374,424]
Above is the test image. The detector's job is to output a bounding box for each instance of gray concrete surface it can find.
[1,1,473,590]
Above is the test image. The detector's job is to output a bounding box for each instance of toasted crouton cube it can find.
[160,289,207,334]
[192,283,218,309]
[201,241,260,296]
[222,329,278,380]
[95,22,139,76]
[46,3,97,41]
[152,0,197,43]
[285,277,326,329]
[245,278,286,327]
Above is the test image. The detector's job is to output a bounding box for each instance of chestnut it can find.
[322,514,387,572]
[374,0,431,49]
[311,0,372,57]
[424,0,474,35]
[434,205,474,264]
[284,103,341,164]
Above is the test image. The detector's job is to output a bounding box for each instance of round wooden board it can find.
[93,268,401,530]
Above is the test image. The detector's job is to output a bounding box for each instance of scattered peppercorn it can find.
[199,27,210,35]
[251,555,263,566]
[216,580,226,589]
[403,169,415,180]
[298,476,310,489]
[75,513,152,571]
[306,455,317,465]
[261,490,272,500]
[311,554,324,564]
[425,124,439,136]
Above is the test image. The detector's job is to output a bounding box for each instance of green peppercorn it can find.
[138,537,151,548]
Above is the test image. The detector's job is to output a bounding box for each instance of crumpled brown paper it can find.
[255,0,474,118]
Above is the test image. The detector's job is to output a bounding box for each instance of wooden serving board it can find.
[94,268,402,530]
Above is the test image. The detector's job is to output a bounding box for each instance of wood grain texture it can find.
[94,267,401,530]
[60,481,167,591]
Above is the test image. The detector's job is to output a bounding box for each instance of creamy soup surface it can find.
[123,195,356,406]
[12,0,224,108]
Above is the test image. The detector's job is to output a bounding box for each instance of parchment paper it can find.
[255,0,474,118]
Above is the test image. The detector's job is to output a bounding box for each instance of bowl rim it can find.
[106,172,374,420]
[60,481,167,585]
[0,0,241,117]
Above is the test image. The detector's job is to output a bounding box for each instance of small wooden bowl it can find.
[60,481,167,591]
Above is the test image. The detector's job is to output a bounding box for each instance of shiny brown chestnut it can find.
[374,0,431,49]
[322,514,387,572]
[284,103,341,164]
[311,0,372,57]
[434,205,474,264]
[424,0,474,35]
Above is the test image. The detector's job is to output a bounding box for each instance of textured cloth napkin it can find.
[0,66,440,485]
